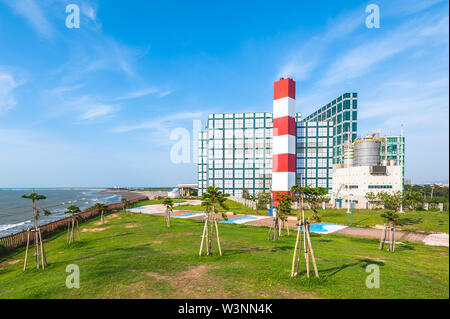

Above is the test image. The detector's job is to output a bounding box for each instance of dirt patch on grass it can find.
[125,223,139,229]
[81,227,110,233]
[145,265,227,298]
[152,240,163,244]
[106,213,119,220]
[94,221,108,226]
[229,247,261,252]
[355,255,386,263]
[0,259,21,270]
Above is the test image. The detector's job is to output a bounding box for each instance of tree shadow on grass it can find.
[319,258,385,279]
[64,240,88,249]
[270,246,293,252]
[400,217,423,226]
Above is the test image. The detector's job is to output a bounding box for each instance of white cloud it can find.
[320,14,448,86]
[2,0,54,39]
[112,111,203,133]
[114,87,160,101]
[0,72,19,112]
[79,104,116,121]
[276,7,365,81]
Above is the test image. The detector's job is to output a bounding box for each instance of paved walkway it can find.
[129,204,449,248]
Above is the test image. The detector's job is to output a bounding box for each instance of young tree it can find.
[242,188,250,200]
[93,203,108,224]
[380,210,401,227]
[305,187,328,223]
[121,198,131,215]
[257,192,271,211]
[65,204,81,244]
[21,192,48,270]
[376,191,403,212]
[199,186,229,256]
[250,194,257,212]
[268,192,292,240]
[365,191,378,209]
[162,197,174,228]
[288,185,320,278]
[403,190,423,212]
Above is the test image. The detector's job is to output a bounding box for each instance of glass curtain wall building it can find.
[303,93,358,164]
[198,112,333,197]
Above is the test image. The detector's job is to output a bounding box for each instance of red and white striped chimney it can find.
[272,78,296,205]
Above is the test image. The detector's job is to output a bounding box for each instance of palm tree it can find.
[122,198,131,214]
[65,204,81,244]
[21,192,47,270]
[162,197,174,227]
[199,186,229,256]
[93,203,108,224]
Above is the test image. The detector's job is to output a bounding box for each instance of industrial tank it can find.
[353,136,381,167]
[343,140,354,168]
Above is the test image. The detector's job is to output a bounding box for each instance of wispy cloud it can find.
[79,104,117,121]
[2,0,54,39]
[0,71,20,112]
[114,87,160,101]
[276,7,365,80]
[320,13,449,86]
[112,111,203,133]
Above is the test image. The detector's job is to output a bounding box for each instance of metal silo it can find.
[343,139,354,168]
[353,136,381,167]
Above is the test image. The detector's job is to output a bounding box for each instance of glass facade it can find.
[198,112,333,197]
[380,135,406,190]
[197,92,406,198]
[303,92,358,164]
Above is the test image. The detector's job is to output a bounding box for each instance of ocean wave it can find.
[0,220,31,232]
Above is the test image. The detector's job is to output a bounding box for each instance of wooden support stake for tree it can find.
[67,221,70,243]
[71,218,75,243]
[38,229,45,269]
[295,223,303,276]
[199,216,207,256]
[76,219,80,241]
[392,227,396,252]
[214,218,222,256]
[291,221,301,277]
[306,224,319,278]
[23,229,30,271]
[379,225,386,250]
[34,229,40,269]
[303,221,308,277]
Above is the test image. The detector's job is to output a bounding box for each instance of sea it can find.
[0,189,122,237]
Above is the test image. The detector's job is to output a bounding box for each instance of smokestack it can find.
[272,78,296,204]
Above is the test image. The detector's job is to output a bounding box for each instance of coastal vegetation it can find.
[21,192,49,270]
[181,199,449,234]
[162,198,173,228]
[64,205,81,244]
[0,206,447,298]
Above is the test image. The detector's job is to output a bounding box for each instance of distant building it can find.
[197,78,405,201]
[331,134,404,209]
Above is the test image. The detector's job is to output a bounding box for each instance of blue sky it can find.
[0,0,448,187]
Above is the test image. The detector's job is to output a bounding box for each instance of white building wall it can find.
[331,165,403,209]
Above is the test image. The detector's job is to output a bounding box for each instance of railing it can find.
[0,196,148,251]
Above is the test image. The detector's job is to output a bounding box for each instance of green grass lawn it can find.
[0,209,448,299]
[182,199,449,234]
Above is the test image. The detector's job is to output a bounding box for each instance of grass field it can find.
[182,199,449,234]
[0,209,448,299]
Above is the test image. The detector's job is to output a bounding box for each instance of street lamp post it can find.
[350,194,354,225]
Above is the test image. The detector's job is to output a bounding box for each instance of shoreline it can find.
[0,188,106,191]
